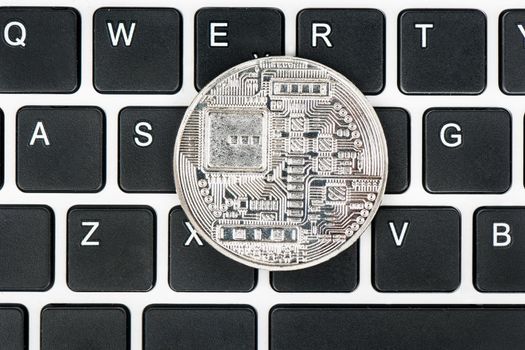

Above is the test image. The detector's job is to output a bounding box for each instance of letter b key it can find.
[476,207,525,292]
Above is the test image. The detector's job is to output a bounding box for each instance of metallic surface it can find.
[174,56,388,270]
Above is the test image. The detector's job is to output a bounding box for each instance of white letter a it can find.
[29,121,50,146]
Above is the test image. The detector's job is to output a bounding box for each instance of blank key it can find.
[144,305,256,350]
[0,305,26,350]
[0,206,53,291]
[41,305,129,350]
[271,305,525,350]
[271,242,358,292]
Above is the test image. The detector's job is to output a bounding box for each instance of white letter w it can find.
[107,21,136,47]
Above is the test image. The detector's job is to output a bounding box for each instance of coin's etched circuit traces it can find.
[175,57,387,270]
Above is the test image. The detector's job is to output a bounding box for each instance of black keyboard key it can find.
[424,108,511,193]
[195,7,284,90]
[41,305,129,350]
[119,107,184,192]
[475,207,525,292]
[0,109,3,189]
[0,305,27,349]
[17,106,105,192]
[271,242,358,292]
[169,207,256,292]
[67,206,155,292]
[297,9,384,94]
[376,107,410,193]
[500,10,525,94]
[144,305,256,350]
[0,206,53,290]
[271,305,525,350]
[0,7,79,93]
[94,8,182,93]
[373,206,460,292]
[399,10,486,94]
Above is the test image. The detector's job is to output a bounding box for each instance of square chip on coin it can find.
[203,110,268,172]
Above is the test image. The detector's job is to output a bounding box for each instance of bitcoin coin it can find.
[174,56,388,270]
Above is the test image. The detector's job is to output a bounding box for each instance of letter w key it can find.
[94,8,182,93]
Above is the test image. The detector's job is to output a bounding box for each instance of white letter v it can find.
[389,221,409,247]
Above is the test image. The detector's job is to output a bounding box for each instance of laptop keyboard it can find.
[0,0,524,349]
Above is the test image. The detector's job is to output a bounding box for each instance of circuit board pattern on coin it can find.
[175,57,388,270]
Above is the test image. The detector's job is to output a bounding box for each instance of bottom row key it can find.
[40,304,256,349]
[41,305,129,350]
[271,305,525,350]
[5,304,525,350]
[143,305,256,349]
[0,305,26,349]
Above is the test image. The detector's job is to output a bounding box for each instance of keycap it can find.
[0,206,53,290]
[195,7,284,90]
[474,207,525,292]
[297,9,384,94]
[67,206,155,292]
[399,10,486,94]
[144,305,256,350]
[0,7,79,93]
[373,206,460,292]
[424,108,511,193]
[41,305,129,350]
[500,10,525,94]
[0,109,3,189]
[94,8,182,93]
[17,106,105,192]
[0,305,27,349]
[119,107,184,192]
[271,242,358,292]
[169,207,256,292]
[271,305,525,350]
[376,107,410,194]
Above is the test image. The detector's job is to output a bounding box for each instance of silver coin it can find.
[174,56,388,270]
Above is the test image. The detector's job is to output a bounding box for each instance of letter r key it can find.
[297,9,385,94]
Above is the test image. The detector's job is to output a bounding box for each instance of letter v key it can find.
[389,221,409,247]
